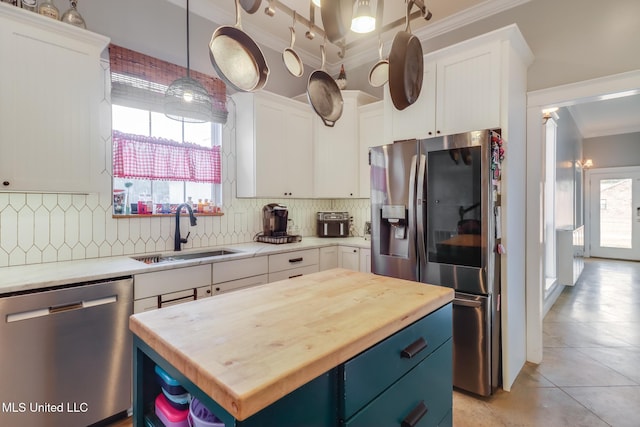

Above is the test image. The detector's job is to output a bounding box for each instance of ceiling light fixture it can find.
[351,0,376,34]
[164,0,215,123]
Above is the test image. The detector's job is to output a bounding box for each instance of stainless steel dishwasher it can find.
[0,277,133,427]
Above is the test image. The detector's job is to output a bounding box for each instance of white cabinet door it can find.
[338,246,360,271]
[319,246,339,271]
[235,92,313,198]
[0,8,109,193]
[313,91,379,198]
[435,42,501,135]
[359,248,371,273]
[358,101,384,198]
[384,61,436,142]
[314,95,359,198]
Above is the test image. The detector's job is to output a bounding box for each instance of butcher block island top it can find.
[130,268,454,424]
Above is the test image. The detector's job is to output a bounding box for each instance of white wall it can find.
[583,132,640,169]
[555,108,583,229]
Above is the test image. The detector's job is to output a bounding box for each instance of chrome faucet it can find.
[174,203,197,251]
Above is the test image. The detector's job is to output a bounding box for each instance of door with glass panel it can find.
[588,167,640,260]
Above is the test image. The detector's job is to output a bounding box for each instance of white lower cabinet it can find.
[359,248,371,273]
[338,246,360,271]
[212,257,269,295]
[268,249,319,282]
[133,264,213,314]
[319,246,339,271]
[337,246,372,273]
[134,286,211,313]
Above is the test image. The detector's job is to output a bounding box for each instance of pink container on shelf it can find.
[155,393,189,427]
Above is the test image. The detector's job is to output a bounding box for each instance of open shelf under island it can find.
[129,268,454,427]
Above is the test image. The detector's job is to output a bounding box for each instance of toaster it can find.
[317,212,350,237]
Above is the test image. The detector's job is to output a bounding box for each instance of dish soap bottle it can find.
[61,0,86,29]
[38,0,60,20]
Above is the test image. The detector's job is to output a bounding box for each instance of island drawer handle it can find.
[289,257,304,263]
[401,400,428,427]
[400,337,428,359]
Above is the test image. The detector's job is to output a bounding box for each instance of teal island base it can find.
[132,304,453,427]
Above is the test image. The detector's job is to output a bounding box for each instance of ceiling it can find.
[174,0,531,69]
[168,0,640,141]
[567,92,640,139]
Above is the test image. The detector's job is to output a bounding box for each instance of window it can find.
[109,45,227,215]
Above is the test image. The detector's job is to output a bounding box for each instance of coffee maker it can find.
[262,203,288,236]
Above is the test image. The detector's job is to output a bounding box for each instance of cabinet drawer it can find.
[268,265,319,283]
[212,257,268,284]
[268,249,319,272]
[133,286,211,314]
[344,340,452,427]
[341,304,452,419]
[213,274,268,295]
[134,264,211,299]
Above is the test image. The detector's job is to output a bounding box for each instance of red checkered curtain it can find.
[113,131,221,184]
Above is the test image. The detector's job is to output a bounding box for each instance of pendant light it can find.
[165,0,214,123]
[351,0,376,34]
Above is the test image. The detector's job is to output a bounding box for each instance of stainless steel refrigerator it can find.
[370,129,502,396]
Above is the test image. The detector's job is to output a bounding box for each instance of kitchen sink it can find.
[133,249,239,264]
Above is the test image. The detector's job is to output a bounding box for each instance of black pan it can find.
[307,43,343,127]
[389,0,423,110]
[321,0,353,43]
[209,0,269,92]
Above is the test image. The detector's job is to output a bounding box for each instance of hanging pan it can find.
[368,0,388,87]
[388,0,423,110]
[369,37,389,87]
[282,12,304,77]
[209,0,269,92]
[321,0,353,43]
[239,0,261,14]
[307,42,344,127]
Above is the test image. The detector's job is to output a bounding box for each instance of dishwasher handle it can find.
[6,295,118,323]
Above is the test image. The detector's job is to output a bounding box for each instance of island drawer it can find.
[268,249,319,273]
[341,303,452,420]
[343,340,452,427]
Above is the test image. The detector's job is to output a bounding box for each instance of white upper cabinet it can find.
[384,26,530,141]
[384,61,436,142]
[312,91,378,199]
[234,91,314,198]
[358,101,384,198]
[0,4,109,193]
[435,41,501,135]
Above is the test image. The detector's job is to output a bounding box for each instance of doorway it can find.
[587,167,640,260]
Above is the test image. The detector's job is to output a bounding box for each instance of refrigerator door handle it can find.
[453,297,483,308]
[408,154,418,268]
[416,153,427,269]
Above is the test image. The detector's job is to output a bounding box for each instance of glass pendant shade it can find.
[351,0,376,34]
[164,0,215,123]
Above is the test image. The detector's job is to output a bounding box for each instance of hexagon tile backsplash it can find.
[0,191,371,268]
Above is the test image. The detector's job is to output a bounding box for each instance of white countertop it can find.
[0,237,370,294]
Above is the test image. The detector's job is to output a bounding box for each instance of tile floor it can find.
[454,258,640,427]
[109,258,639,427]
